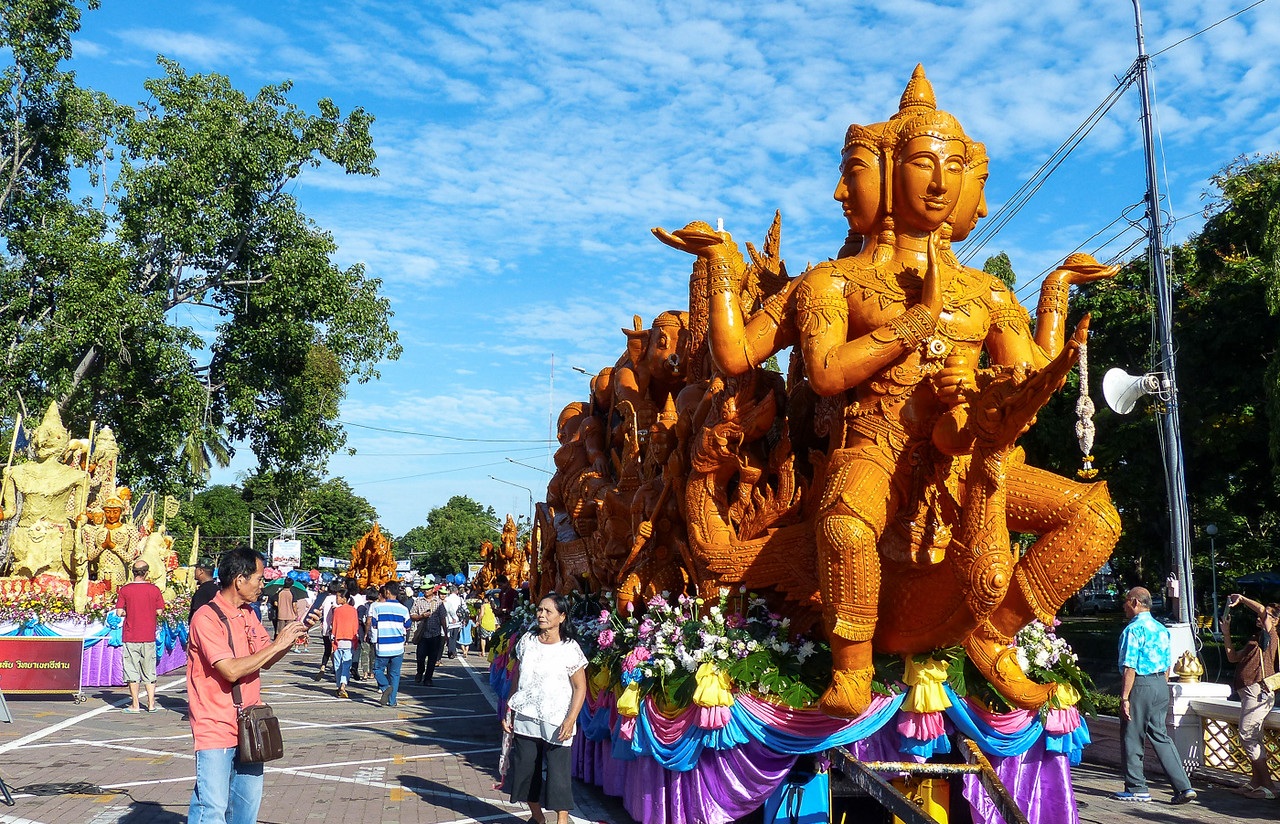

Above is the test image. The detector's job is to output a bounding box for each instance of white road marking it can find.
[0,676,186,754]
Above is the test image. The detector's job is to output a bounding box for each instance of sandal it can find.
[121,707,142,714]
[1239,785,1277,800]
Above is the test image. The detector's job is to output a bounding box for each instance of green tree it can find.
[0,3,400,496]
[983,251,1016,288]
[1025,154,1280,589]
[406,496,500,577]
[300,477,379,569]
[173,484,253,564]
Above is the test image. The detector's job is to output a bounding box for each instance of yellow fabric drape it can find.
[691,662,735,708]
[902,657,952,714]
[617,682,641,717]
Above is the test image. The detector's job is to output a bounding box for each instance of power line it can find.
[1151,0,1271,58]
[338,419,554,444]
[346,445,548,458]
[346,459,515,487]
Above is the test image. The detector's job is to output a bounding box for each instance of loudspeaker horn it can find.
[1102,368,1160,415]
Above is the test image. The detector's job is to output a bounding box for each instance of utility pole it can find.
[1132,0,1194,631]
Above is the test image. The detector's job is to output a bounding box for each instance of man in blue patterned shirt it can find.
[1114,587,1197,804]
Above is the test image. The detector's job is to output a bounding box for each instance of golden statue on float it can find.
[535,65,1122,717]
[1,404,178,610]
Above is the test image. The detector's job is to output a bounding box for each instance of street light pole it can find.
[1131,0,1194,631]
[489,475,534,525]
[1206,524,1220,638]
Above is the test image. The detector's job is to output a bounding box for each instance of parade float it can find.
[490,65,1121,824]
[0,404,188,696]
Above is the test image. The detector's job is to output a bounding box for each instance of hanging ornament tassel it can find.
[1075,340,1097,479]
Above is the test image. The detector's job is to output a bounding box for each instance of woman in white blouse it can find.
[501,592,588,824]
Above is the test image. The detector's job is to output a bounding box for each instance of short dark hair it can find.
[496,574,510,586]
[364,587,378,599]
[132,562,149,577]
[328,581,344,595]
[218,545,263,587]
[381,581,401,599]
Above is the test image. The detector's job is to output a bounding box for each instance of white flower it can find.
[1015,648,1030,674]
[796,641,816,662]
[716,649,729,660]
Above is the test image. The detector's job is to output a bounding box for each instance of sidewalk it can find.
[0,648,1275,824]
[0,648,631,824]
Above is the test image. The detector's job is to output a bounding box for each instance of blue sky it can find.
[68,0,1279,536]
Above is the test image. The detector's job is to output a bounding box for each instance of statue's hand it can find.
[933,356,975,408]
[1051,253,1119,286]
[652,222,731,261]
[921,231,944,317]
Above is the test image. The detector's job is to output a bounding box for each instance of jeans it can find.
[333,647,353,688]
[188,746,264,824]
[447,626,460,657]
[373,654,404,705]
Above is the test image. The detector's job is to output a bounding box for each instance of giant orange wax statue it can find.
[535,65,1122,718]
[347,523,397,588]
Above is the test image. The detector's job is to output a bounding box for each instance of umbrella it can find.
[264,578,307,603]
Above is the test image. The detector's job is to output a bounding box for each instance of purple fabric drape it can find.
[962,737,1078,824]
[621,737,796,824]
[81,639,187,687]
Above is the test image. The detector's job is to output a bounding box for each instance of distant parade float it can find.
[493,66,1120,824]
[0,403,188,694]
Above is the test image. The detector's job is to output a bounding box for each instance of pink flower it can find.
[647,594,667,608]
[623,647,652,671]
[597,629,616,648]
[638,619,655,637]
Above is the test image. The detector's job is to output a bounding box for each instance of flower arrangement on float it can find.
[490,588,1092,721]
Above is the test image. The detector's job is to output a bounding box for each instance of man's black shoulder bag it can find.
[207,602,285,763]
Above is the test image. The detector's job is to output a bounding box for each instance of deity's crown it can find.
[895,109,969,147]
[839,122,880,162]
[103,494,125,509]
[895,64,937,121]
[657,393,678,427]
[651,310,687,330]
[967,141,988,166]
[33,402,69,456]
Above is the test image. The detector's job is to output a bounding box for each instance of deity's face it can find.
[88,510,104,525]
[103,506,123,526]
[893,135,967,234]
[949,156,989,243]
[834,144,883,236]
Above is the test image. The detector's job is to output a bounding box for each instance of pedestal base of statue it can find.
[493,658,1086,824]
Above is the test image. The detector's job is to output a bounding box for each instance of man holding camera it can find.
[187,546,307,824]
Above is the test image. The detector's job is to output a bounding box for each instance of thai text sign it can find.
[0,637,85,694]
[271,539,302,569]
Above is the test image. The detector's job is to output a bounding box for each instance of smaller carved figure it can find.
[86,494,140,590]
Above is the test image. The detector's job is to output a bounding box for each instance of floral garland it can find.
[492,590,1092,716]
[0,583,193,630]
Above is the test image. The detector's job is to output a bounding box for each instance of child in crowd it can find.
[458,602,475,657]
[328,589,360,698]
[478,596,497,656]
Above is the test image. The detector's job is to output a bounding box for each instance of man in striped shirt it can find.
[366,582,412,707]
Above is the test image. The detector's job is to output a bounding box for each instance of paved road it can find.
[0,648,1275,824]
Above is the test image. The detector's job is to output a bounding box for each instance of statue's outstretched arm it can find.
[1034,254,1118,357]
[654,223,794,377]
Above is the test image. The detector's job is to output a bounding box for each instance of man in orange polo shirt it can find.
[187,545,307,824]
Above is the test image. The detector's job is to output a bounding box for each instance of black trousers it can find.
[417,636,446,682]
[320,635,333,670]
[508,733,573,812]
